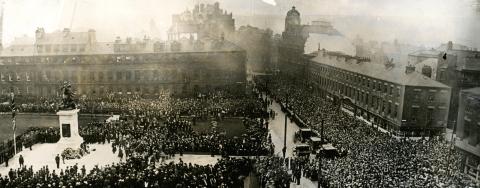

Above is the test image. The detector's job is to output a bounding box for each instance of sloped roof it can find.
[409,49,441,58]
[36,31,91,45]
[0,38,243,57]
[311,50,449,88]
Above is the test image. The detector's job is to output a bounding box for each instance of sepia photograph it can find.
[0,0,479,187]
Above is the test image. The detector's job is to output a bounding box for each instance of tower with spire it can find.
[278,6,308,76]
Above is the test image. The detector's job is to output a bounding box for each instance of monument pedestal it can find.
[56,109,83,150]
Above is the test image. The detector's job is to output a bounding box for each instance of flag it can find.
[10,92,16,131]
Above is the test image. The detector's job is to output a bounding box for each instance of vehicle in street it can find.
[293,144,311,157]
[294,128,317,143]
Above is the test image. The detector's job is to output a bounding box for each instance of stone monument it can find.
[57,82,83,149]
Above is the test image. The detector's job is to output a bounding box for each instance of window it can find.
[45,45,51,53]
[116,72,122,80]
[46,71,51,81]
[79,45,86,52]
[108,71,113,81]
[90,72,95,81]
[98,72,104,81]
[413,91,420,101]
[135,70,141,81]
[428,92,435,101]
[439,70,446,80]
[62,45,69,52]
[393,104,398,118]
[71,44,77,52]
[54,45,60,52]
[126,71,132,81]
[37,45,43,53]
[411,107,418,121]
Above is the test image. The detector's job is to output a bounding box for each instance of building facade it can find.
[306,50,451,136]
[0,29,246,97]
[455,88,480,183]
[168,2,235,41]
[276,6,451,136]
[409,41,480,128]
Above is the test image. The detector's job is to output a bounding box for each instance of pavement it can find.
[266,96,317,188]
[267,99,301,158]
[0,143,120,175]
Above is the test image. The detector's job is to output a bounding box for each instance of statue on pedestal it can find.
[60,81,76,110]
[56,81,83,150]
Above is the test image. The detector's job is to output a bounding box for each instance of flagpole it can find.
[13,118,16,155]
[11,92,16,155]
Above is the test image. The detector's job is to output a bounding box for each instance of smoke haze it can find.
[2,0,479,48]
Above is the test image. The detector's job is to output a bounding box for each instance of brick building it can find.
[307,50,451,136]
[455,88,480,183]
[409,41,480,128]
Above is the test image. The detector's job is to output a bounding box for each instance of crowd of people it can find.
[3,76,476,187]
[79,116,274,159]
[0,89,292,187]
[258,75,477,187]
[0,91,268,120]
[0,127,59,168]
[0,157,255,188]
[254,156,291,188]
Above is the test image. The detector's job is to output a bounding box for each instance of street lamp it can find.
[318,118,324,188]
[282,92,288,158]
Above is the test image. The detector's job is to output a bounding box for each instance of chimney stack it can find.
[447,41,453,51]
[35,28,45,40]
[421,65,432,78]
[405,64,416,74]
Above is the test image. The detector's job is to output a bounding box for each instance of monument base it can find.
[56,109,83,150]
[57,137,84,150]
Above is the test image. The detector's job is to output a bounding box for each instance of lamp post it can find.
[282,93,288,158]
[10,91,17,155]
[318,117,324,188]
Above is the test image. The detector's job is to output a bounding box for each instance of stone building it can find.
[168,2,235,41]
[278,6,309,77]
[34,28,97,54]
[455,88,480,183]
[0,29,246,97]
[307,50,451,136]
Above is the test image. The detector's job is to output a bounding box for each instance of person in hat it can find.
[55,154,61,169]
[18,155,24,167]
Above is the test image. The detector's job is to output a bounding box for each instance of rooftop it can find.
[0,37,243,57]
[409,48,441,58]
[311,50,450,88]
[35,28,94,45]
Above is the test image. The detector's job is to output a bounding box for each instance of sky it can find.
[2,0,479,48]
